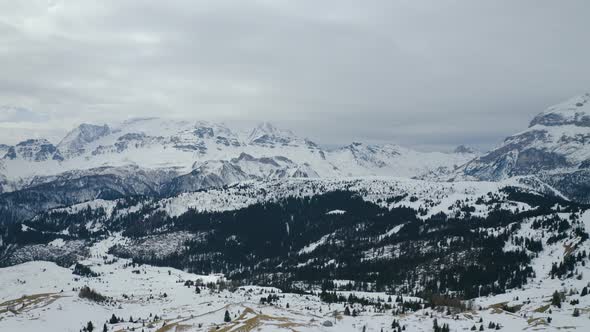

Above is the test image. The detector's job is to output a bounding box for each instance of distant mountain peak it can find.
[454,145,477,154]
[248,122,299,146]
[58,123,111,157]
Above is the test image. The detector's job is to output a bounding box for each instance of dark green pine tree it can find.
[344,306,351,316]
[573,308,580,317]
[551,291,562,308]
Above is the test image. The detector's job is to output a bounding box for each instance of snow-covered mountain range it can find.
[1,92,590,222]
[0,118,475,220]
[0,118,474,186]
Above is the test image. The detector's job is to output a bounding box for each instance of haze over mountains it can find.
[0,93,589,222]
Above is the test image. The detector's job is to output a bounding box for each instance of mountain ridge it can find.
[2,92,590,223]
[0,118,475,194]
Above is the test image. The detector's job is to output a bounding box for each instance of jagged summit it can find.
[58,123,111,157]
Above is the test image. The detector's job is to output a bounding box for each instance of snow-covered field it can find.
[2,230,590,332]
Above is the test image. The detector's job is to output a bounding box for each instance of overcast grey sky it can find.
[0,0,589,151]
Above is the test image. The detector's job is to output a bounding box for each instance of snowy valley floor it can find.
[1,236,590,332]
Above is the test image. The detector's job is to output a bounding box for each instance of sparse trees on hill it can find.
[78,286,106,303]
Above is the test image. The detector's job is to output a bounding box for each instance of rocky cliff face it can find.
[0,165,177,221]
[458,93,590,202]
[3,139,63,162]
[57,123,111,158]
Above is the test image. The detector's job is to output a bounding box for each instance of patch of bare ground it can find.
[0,293,65,316]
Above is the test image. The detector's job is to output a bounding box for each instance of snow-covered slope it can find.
[457,93,590,202]
[461,93,590,179]
[1,179,589,331]
[332,142,472,178]
[2,230,590,332]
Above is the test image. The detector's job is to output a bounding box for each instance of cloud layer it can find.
[0,0,589,149]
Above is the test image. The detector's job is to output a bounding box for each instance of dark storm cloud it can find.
[0,0,589,149]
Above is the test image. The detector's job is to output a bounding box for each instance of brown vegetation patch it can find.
[214,306,308,332]
[534,304,550,313]
[0,293,65,316]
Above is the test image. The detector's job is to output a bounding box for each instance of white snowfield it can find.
[0,118,476,193]
[1,220,590,332]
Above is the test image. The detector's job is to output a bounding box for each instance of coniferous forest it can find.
[4,187,585,301]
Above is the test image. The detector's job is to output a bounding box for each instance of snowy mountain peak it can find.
[459,93,590,202]
[529,92,590,128]
[58,123,111,157]
[247,122,299,146]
